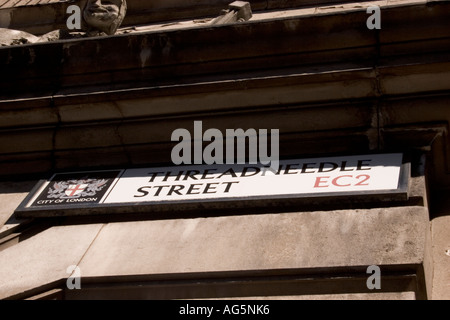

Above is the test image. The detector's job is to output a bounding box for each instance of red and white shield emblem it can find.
[65,184,88,197]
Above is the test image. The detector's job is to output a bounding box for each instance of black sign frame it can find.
[14,157,410,219]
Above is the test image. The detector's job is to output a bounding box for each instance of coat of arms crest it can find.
[47,179,109,199]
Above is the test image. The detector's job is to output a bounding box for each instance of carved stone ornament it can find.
[210,1,253,25]
[0,1,253,46]
[83,0,127,36]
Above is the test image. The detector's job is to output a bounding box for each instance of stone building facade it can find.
[0,0,449,300]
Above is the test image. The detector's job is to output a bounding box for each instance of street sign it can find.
[15,153,409,218]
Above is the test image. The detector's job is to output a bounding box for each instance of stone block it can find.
[431,215,450,299]
[57,102,124,123]
[0,224,104,299]
[0,128,54,154]
[229,1,252,21]
[78,206,430,280]
[54,124,122,150]
[0,181,36,234]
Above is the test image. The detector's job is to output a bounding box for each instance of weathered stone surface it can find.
[431,215,450,299]
[77,207,429,277]
[0,28,38,46]
[0,128,54,154]
[36,30,85,43]
[0,181,35,233]
[0,224,104,299]
[213,292,416,300]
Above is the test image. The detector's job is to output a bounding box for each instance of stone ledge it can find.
[0,205,431,299]
[1,1,449,100]
[0,0,411,35]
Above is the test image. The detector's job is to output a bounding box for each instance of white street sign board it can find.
[15,153,408,218]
